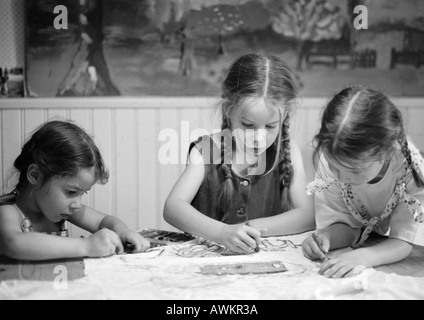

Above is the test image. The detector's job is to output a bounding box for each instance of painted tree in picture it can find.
[145,0,269,76]
[57,0,120,96]
[269,0,345,70]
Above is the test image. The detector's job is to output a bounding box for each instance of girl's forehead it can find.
[324,151,377,170]
[56,167,98,188]
[237,97,281,123]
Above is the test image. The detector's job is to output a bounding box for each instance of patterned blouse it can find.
[307,141,424,247]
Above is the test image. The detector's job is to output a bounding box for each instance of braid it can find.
[219,164,235,215]
[278,113,293,211]
[399,134,424,188]
[218,117,236,215]
[0,190,18,205]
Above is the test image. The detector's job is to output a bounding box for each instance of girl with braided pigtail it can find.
[303,86,424,278]
[164,53,314,254]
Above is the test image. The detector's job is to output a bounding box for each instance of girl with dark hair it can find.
[164,53,314,254]
[0,121,149,260]
[303,86,424,278]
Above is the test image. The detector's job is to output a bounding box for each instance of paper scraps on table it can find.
[119,247,165,262]
[261,239,300,251]
[174,239,241,258]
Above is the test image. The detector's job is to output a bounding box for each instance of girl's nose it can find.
[70,198,82,210]
[254,130,267,145]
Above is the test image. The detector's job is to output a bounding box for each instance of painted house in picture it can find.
[353,0,424,69]
[26,0,424,97]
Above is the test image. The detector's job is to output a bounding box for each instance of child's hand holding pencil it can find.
[245,221,267,253]
[301,232,330,262]
[218,222,267,254]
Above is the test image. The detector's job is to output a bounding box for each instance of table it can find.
[0,256,84,282]
[1,232,424,300]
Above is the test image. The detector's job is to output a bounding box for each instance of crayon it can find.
[245,222,260,252]
[312,233,329,262]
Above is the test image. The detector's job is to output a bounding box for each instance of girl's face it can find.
[35,167,97,223]
[325,153,386,186]
[232,97,281,157]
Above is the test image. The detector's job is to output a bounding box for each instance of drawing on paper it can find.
[174,238,302,258]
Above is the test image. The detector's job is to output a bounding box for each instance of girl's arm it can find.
[302,223,361,261]
[347,238,413,268]
[164,147,226,241]
[319,238,413,278]
[69,205,128,235]
[70,206,149,252]
[0,205,122,260]
[247,141,315,236]
[164,147,261,253]
[321,223,361,251]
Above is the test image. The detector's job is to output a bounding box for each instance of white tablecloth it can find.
[2,232,424,300]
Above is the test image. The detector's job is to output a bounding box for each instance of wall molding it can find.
[1,97,422,110]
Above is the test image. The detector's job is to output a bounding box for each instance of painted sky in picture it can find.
[26,0,424,97]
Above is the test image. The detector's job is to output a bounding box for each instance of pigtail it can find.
[218,120,236,216]
[219,164,236,215]
[0,190,18,205]
[399,135,424,188]
[278,113,294,211]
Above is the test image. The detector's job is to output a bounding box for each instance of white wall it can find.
[1,97,423,237]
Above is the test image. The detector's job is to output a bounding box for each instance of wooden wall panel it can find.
[138,109,159,230]
[1,110,22,193]
[0,110,2,193]
[115,109,138,228]
[157,108,180,231]
[92,110,113,216]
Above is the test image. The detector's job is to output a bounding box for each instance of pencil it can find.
[312,233,328,262]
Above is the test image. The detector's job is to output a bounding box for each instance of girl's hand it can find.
[302,232,330,261]
[318,251,368,278]
[119,229,150,253]
[217,223,265,254]
[84,228,124,257]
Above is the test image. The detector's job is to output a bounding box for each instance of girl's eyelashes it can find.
[242,123,254,128]
[66,190,89,196]
[241,123,278,130]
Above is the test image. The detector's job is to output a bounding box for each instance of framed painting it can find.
[26,0,424,97]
